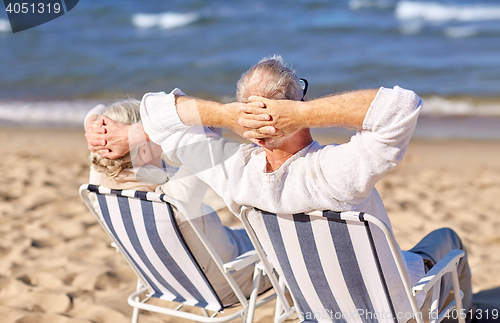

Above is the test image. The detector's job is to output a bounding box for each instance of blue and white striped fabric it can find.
[85,184,224,312]
[246,210,413,323]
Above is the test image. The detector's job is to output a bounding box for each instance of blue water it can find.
[1,0,500,133]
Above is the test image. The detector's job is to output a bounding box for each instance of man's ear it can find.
[138,144,149,161]
[251,138,266,147]
[135,143,162,168]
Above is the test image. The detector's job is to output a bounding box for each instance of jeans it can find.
[409,228,473,322]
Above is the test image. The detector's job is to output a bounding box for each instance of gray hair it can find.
[90,99,140,178]
[236,55,302,103]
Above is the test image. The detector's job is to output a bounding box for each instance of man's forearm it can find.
[240,88,378,138]
[298,89,378,130]
[174,95,270,137]
[175,95,226,127]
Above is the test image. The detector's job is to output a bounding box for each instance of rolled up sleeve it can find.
[362,86,422,163]
[317,86,422,202]
[140,89,241,211]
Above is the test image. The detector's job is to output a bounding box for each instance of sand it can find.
[0,127,499,323]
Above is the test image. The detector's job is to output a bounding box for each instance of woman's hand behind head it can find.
[85,115,132,159]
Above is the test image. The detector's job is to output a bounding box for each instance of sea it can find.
[1,0,500,139]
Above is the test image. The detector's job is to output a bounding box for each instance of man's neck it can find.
[262,129,313,172]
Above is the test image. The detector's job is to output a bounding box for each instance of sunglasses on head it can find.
[300,78,308,101]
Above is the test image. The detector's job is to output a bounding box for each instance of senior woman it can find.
[84,99,270,305]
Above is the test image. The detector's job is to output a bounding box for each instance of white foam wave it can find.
[0,19,11,33]
[0,101,100,127]
[349,0,396,10]
[396,1,500,22]
[132,12,199,30]
[400,21,423,34]
[444,26,478,38]
[2,97,499,128]
[421,96,500,116]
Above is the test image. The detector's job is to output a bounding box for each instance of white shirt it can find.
[140,86,426,311]
[84,104,264,305]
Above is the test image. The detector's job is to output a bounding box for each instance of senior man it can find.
[87,56,472,322]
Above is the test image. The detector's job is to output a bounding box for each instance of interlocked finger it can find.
[238,118,274,129]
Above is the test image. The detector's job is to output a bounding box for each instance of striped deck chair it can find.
[240,209,466,323]
[79,184,276,323]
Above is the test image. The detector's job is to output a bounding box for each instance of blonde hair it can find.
[90,99,141,178]
[236,55,302,103]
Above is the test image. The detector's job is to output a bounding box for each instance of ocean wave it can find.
[132,12,199,30]
[421,96,500,116]
[0,101,100,127]
[444,26,478,38]
[399,21,423,34]
[1,97,499,129]
[0,19,11,33]
[396,1,500,22]
[349,0,396,10]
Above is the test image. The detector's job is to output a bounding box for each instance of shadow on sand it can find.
[441,287,499,323]
[471,287,500,322]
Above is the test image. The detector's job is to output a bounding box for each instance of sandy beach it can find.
[0,127,499,323]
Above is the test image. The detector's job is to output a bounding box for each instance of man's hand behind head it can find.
[239,96,304,140]
[220,101,278,139]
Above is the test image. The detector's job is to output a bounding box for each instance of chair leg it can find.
[131,280,142,323]
[274,297,282,323]
[131,306,140,323]
[274,277,286,323]
[245,265,262,323]
[452,270,466,323]
[429,280,441,323]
